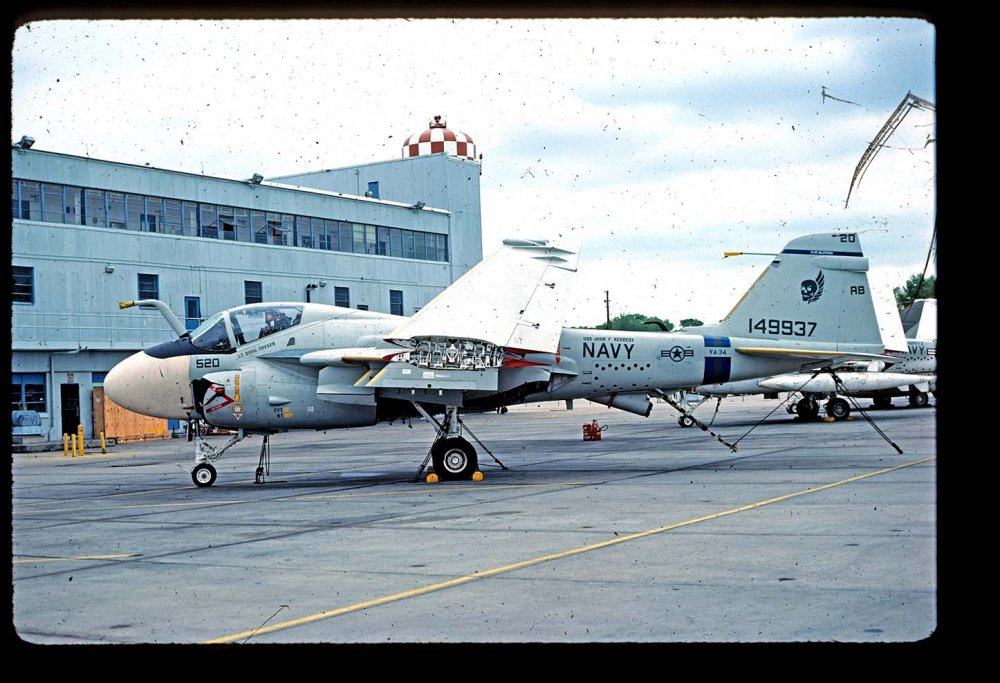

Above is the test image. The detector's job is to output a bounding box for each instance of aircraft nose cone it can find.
[104,352,194,419]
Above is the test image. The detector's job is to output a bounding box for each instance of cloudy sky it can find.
[11,14,936,327]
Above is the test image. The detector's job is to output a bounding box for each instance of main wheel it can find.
[872,396,893,409]
[678,414,696,428]
[795,397,820,420]
[909,392,929,408]
[825,397,850,420]
[431,437,479,481]
[192,463,217,487]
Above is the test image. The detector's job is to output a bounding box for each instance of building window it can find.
[377,226,390,255]
[84,189,106,227]
[42,184,64,223]
[12,374,47,413]
[245,280,263,304]
[389,290,404,316]
[126,194,145,231]
[12,266,34,304]
[296,216,312,248]
[200,204,218,239]
[63,186,83,225]
[367,181,380,199]
[184,296,202,331]
[107,192,126,229]
[137,273,159,300]
[334,286,350,308]
[13,180,40,220]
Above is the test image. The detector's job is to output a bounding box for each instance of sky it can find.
[10,13,937,328]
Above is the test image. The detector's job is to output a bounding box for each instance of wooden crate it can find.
[92,387,171,441]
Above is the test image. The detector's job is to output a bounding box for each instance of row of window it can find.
[13,267,404,316]
[12,179,450,262]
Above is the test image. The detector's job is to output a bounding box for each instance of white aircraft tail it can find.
[902,298,937,341]
[711,232,884,349]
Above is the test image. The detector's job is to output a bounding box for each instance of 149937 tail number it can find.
[748,319,816,337]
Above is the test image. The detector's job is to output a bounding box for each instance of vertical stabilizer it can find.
[902,298,937,340]
[714,233,882,348]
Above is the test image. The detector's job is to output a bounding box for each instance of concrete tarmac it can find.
[11,396,937,645]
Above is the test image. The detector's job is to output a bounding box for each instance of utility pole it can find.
[604,290,611,327]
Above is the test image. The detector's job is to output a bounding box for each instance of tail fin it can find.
[712,232,882,348]
[901,298,937,341]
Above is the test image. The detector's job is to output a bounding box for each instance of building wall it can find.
[11,147,484,442]
[271,153,483,276]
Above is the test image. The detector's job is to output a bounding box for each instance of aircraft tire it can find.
[825,398,850,420]
[678,415,696,428]
[872,396,893,409]
[795,397,820,420]
[192,463,217,488]
[909,392,929,408]
[431,437,478,481]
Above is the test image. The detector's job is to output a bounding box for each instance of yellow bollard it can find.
[70,433,77,458]
[77,424,85,456]
[100,431,107,454]
[63,433,69,458]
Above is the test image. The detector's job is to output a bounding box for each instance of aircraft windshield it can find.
[229,305,304,345]
[190,312,233,352]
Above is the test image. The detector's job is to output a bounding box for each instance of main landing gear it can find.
[794,395,851,421]
[795,396,820,420]
[410,404,507,481]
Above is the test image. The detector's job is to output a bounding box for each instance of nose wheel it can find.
[192,463,217,487]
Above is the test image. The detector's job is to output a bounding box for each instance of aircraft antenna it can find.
[844,91,935,208]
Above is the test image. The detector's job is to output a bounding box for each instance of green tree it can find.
[680,318,703,327]
[893,274,936,311]
[595,313,674,332]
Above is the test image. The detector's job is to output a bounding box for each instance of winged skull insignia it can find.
[800,271,825,304]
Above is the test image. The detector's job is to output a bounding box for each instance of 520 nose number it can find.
[749,319,817,337]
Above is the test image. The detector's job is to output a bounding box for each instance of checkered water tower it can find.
[403,115,478,161]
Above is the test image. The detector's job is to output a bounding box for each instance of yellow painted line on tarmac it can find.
[13,553,137,564]
[15,481,584,516]
[204,455,935,644]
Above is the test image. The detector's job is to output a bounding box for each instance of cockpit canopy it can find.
[189,303,305,352]
[229,304,303,346]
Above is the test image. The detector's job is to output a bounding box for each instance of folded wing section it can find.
[385,239,579,354]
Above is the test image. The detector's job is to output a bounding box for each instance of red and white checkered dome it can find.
[402,115,477,161]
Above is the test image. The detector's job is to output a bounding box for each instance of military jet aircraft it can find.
[106,232,894,487]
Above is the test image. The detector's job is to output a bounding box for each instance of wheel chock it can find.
[472,471,484,481]
[823,417,836,422]
[426,473,439,483]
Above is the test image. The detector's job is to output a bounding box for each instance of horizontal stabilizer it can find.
[734,347,894,367]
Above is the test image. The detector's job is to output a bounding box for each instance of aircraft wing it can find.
[384,239,579,353]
